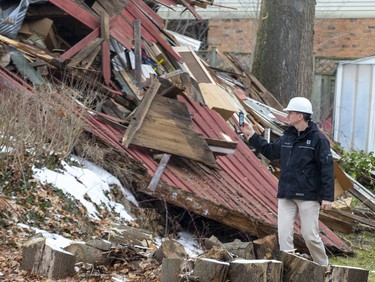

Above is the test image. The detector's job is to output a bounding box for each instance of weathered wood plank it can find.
[129,95,217,167]
[101,11,111,85]
[122,78,160,147]
[67,37,103,67]
[134,19,142,86]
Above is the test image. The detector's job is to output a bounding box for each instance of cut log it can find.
[193,258,229,282]
[280,251,327,282]
[86,238,112,251]
[227,259,282,282]
[64,242,110,266]
[203,235,223,250]
[253,234,279,259]
[160,258,184,282]
[222,239,255,259]
[153,239,188,264]
[21,236,75,279]
[198,246,234,261]
[105,224,154,247]
[330,264,369,282]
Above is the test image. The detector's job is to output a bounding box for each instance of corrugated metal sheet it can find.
[333,56,375,153]
[0,0,29,38]
[0,68,351,251]
[157,0,375,19]
[83,92,349,252]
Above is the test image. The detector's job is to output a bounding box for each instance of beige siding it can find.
[158,0,375,19]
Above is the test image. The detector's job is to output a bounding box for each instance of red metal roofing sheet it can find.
[80,94,349,252]
[0,72,349,253]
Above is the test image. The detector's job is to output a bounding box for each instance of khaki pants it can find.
[278,198,329,265]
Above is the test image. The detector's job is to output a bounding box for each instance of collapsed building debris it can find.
[1,2,375,280]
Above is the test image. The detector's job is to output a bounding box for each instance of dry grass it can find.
[0,83,95,176]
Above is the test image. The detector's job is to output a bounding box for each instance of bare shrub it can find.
[0,82,95,176]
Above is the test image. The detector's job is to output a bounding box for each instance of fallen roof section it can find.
[0,0,354,255]
[80,91,352,254]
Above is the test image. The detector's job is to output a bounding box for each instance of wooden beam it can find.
[101,11,111,85]
[138,181,277,237]
[60,28,100,61]
[67,37,103,67]
[147,153,171,191]
[205,138,238,155]
[48,0,99,29]
[134,19,142,86]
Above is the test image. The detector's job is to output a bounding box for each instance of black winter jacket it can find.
[248,121,334,202]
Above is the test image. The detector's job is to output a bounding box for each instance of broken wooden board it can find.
[319,210,354,234]
[67,37,103,68]
[334,160,354,198]
[205,138,238,155]
[173,45,215,84]
[199,82,238,121]
[0,34,63,67]
[123,87,217,167]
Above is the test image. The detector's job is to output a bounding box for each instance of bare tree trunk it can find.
[251,0,315,106]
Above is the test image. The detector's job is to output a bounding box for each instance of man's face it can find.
[286,111,303,126]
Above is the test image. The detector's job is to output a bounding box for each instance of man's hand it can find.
[241,123,255,141]
[321,200,332,210]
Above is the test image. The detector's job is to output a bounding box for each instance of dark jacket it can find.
[248,121,334,202]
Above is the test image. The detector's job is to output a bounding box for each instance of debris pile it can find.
[0,0,375,280]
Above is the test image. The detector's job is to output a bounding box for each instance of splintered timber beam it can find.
[0,35,63,68]
[138,181,277,237]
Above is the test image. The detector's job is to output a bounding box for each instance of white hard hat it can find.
[283,97,313,114]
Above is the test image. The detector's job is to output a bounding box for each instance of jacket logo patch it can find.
[306,140,311,145]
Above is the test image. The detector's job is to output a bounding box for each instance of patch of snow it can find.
[32,155,136,221]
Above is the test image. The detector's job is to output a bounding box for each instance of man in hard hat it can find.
[241,97,334,266]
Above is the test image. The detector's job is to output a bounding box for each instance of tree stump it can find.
[193,258,229,282]
[153,239,187,264]
[64,242,110,266]
[160,258,183,282]
[330,264,369,282]
[228,259,282,282]
[281,251,326,282]
[21,236,75,279]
